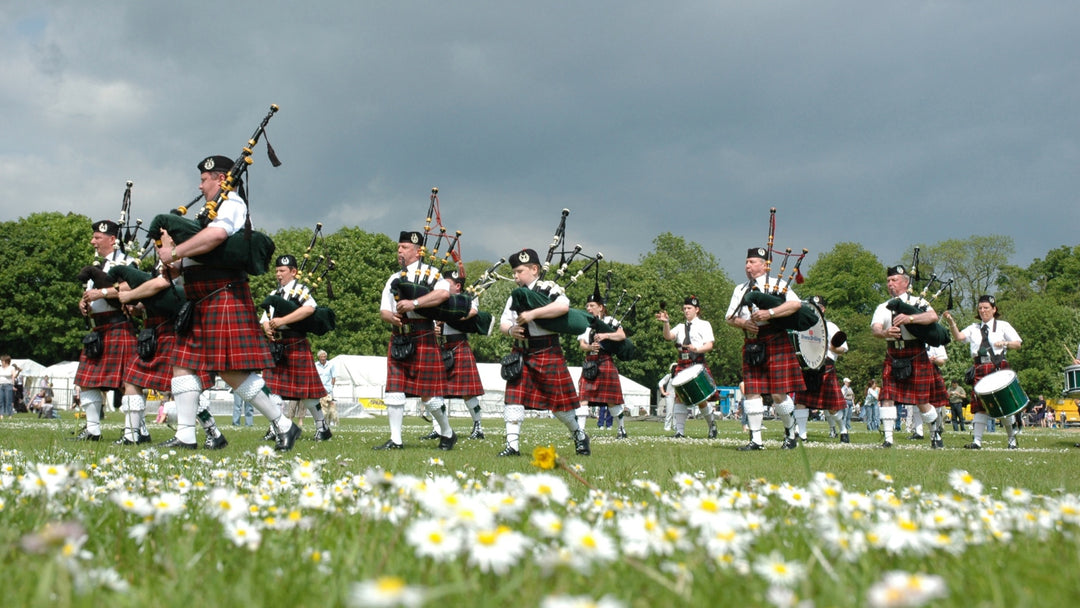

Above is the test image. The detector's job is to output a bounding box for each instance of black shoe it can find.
[672,432,685,439]
[138,432,152,444]
[263,426,277,441]
[617,429,628,439]
[781,437,798,450]
[909,433,925,440]
[72,428,101,442]
[497,445,520,457]
[373,439,404,451]
[314,426,333,441]
[707,426,717,439]
[1007,438,1018,450]
[737,442,765,451]
[438,432,458,451]
[275,423,302,451]
[575,433,591,456]
[881,441,893,448]
[963,442,981,450]
[419,430,441,440]
[204,433,229,450]
[158,437,197,450]
[468,424,485,440]
[840,433,850,444]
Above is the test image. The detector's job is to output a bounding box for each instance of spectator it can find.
[232,390,254,426]
[0,354,16,419]
[947,381,967,432]
[864,379,880,431]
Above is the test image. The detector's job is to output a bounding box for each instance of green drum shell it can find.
[974,370,1029,418]
[1064,365,1080,395]
[672,364,714,405]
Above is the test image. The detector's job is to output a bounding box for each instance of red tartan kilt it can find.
[795,361,846,411]
[578,352,624,405]
[929,366,949,408]
[443,340,485,398]
[126,319,213,391]
[742,331,807,395]
[386,329,448,397]
[171,278,274,372]
[880,345,937,405]
[505,344,578,412]
[263,336,327,400]
[970,360,1010,414]
[75,320,137,389]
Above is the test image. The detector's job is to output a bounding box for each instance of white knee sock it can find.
[171,375,202,444]
[774,396,795,438]
[972,412,989,445]
[82,389,103,436]
[744,397,765,445]
[302,398,327,429]
[673,402,689,434]
[467,397,483,425]
[236,374,292,434]
[880,406,897,443]
[384,392,406,444]
[424,397,452,437]
[794,408,810,440]
[504,404,525,450]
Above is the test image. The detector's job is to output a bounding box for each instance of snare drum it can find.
[672,364,716,405]
[790,300,828,371]
[1064,365,1080,395]
[974,369,1029,419]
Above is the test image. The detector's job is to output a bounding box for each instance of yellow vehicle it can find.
[1049,397,1080,427]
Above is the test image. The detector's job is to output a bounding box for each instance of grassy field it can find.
[2,412,1080,608]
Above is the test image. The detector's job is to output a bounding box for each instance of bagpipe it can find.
[585,271,640,361]
[732,208,819,331]
[508,208,614,338]
[106,265,187,319]
[115,180,148,259]
[391,188,495,335]
[885,247,953,347]
[143,105,281,275]
[259,223,337,336]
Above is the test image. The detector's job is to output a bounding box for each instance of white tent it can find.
[43,361,81,409]
[327,354,651,419]
[12,358,48,409]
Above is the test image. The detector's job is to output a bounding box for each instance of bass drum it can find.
[790,299,828,371]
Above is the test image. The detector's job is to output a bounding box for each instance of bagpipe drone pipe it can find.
[142,105,282,275]
[884,249,953,347]
[741,290,821,332]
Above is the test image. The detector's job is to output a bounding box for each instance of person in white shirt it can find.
[658,296,718,439]
[943,294,1023,449]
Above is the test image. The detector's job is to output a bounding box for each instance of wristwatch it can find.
[412,299,419,308]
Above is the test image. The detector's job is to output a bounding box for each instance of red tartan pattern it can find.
[125,317,212,391]
[969,360,1010,414]
[929,365,949,408]
[263,336,328,400]
[578,352,624,405]
[505,344,579,412]
[742,331,807,395]
[171,278,274,372]
[443,339,485,398]
[386,329,448,397]
[880,344,937,404]
[795,361,846,411]
[75,319,138,389]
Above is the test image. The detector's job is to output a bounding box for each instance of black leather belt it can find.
[278,329,307,339]
[92,312,128,325]
[975,355,1002,364]
[402,321,435,333]
[443,334,469,344]
[887,339,920,349]
[525,335,560,349]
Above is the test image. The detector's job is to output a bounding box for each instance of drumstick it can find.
[1066,344,1078,362]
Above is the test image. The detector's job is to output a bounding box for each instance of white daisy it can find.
[224,519,262,550]
[539,594,626,608]
[405,517,463,561]
[466,526,531,575]
[866,570,947,607]
[348,576,426,608]
[752,550,806,587]
[947,470,983,498]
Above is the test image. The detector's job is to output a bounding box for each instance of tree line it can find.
[2,212,1077,403]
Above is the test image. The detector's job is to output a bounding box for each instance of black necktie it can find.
[683,321,692,346]
[978,324,991,356]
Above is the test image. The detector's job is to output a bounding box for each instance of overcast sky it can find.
[3,1,1078,280]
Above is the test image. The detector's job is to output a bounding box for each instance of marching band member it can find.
[577,286,628,438]
[260,254,332,442]
[376,231,456,451]
[908,343,950,440]
[498,248,590,457]
[726,247,804,451]
[870,265,944,449]
[437,270,487,440]
[157,155,299,451]
[792,296,850,444]
[658,296,718,439]
[943,295,1023,449]
[74,219,138,441]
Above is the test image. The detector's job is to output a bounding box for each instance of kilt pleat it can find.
[263,336,328,400]
[386,329,448,397]
[578,352,624,405]
[505,344,578,412]
[125,317,213,393]
[880,344,937,405]
[795,361,846,411]
[171,278,274,372]
[443,339,485,398]
[75,319,137,389]
[743,331,807,395]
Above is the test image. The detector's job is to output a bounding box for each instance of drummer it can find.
[792,296,849,444]
[725,247,805,451]
[943,295,1023,449]
[657,295,718,439]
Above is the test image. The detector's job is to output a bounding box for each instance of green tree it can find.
[799,243,886,315]
[0,212,95,362]
[924,235,1014,309]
